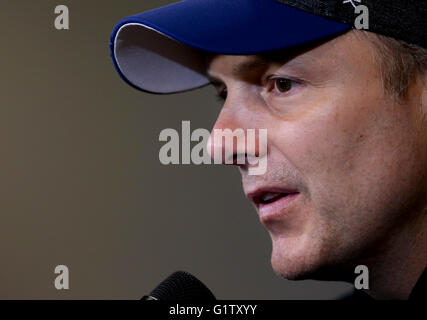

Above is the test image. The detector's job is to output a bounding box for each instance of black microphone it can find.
[142,271,216,301]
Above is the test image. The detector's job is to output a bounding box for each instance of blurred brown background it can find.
[0,0,352,299]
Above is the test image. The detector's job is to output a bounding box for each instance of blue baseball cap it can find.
[110,0,350,94]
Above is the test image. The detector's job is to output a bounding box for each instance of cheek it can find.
[270,95,423,240]
[272,101,365,190]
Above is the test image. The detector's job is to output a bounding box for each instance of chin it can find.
[271,253,318,281]
[269,236,322,280]
[269,232,349,281]
[270,237,358,282]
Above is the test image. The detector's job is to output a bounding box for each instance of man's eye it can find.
[267,77,300,95]
[275,78,292,92]
[216,87,228,101]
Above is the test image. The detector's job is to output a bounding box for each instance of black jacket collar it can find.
[342,267,427,300]
[409,267,427,300]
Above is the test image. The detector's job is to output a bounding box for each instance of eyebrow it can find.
[206,56,271,84]
[206,47,309,85]
[232,57,271,77]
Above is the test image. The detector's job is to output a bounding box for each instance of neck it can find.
[362,210,427,300]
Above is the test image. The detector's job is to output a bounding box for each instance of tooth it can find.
[262,193,279,202]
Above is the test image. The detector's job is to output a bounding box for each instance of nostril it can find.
[231,153,248,166]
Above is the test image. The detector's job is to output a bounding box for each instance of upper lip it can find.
[245,186,299,207]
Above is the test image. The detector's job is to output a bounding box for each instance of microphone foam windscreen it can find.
[149,271,216,301]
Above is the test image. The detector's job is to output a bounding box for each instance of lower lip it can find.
[258,193,300,222]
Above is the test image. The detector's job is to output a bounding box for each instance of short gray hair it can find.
[361,31,427,100]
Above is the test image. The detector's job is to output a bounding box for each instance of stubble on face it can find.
[268,33,427,281]
[208,31,427,283]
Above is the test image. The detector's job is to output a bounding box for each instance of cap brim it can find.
[110,0,350,94]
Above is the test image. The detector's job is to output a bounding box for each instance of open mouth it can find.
[259,192,289,204]
[246,188,301,221]
[251,190,299,208]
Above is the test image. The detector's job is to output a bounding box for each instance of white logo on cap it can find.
[343,0,369,30]
[343,0,361,9]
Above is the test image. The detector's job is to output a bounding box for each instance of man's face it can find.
[207,31,427,280]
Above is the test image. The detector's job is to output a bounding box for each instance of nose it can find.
[206,100,267,171]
